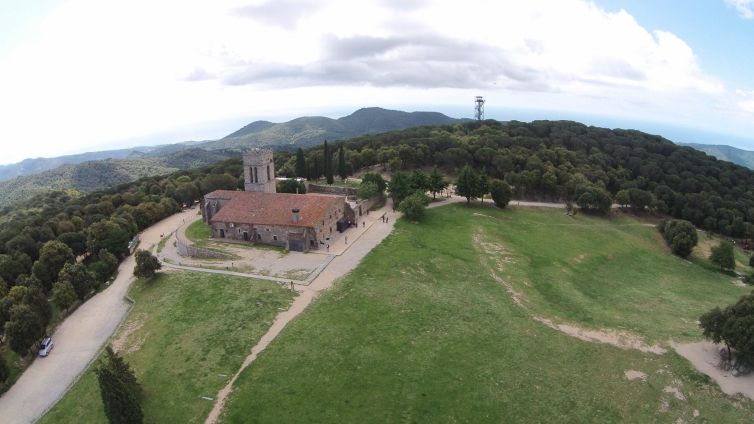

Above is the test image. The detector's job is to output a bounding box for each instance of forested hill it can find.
[0,149,234,207]
[200,107,463,150]
[682,143,754,170]
[280,120,754,238]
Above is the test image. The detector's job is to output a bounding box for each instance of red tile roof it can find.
[206,190,344,228]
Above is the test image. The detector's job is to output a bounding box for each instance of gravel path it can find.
[204,202,401,423]
[0,207,200,424]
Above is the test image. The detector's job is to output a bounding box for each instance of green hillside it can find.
[220,205,753,423]
[0,159,175,207]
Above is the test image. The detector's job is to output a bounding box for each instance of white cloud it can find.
[725,0,754,18]
[0,0,751,164]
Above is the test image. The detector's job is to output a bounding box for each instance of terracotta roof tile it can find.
[206,190,344,228]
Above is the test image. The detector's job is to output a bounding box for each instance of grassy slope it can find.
[484,208,749,342]
[41,271,294,423]
[185,219,212,244]
[221,205,753,423]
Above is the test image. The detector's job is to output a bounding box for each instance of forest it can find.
[2,119,754,383]
[277,120,754,238]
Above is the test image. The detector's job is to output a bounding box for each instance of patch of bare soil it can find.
[673,341,754,401]
[473,231,525,307]
[625,370,648,381]
[534,316,667,354]
[111,313,146,353]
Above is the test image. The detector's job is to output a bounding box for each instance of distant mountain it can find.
[201,107,463,150]
[0,107,463,206]
[0,159,175,206]
[681,143,754,170]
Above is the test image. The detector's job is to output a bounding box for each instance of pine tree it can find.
[455,165,480,204]
[428,167,448,199]
[338,144,347,180]
[295,148,307,178]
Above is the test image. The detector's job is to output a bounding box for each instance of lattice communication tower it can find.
[474,96,485,121]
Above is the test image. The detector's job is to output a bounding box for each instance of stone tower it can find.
[243,148,276,193]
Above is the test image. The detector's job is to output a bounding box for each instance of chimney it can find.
[292,208,301,223]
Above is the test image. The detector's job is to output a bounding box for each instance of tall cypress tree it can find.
[295,148,307,178]
[338,144,347,180]
[324,140,334,185]
[97,347,143,424]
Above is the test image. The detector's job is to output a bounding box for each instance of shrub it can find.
[398,191,430,222]
[489,179,512,208]
[658,219,698,258]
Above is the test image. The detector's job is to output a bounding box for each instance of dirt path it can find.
[0,207,200,424]
[204,203,400,424]
[673,341,754,400]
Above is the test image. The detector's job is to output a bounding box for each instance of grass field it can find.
[41,271,294,423]
[691,230,753,276]
[219,205,754,423]
[185,219,212,245]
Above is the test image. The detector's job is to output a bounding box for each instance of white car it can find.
[38,337,54,357]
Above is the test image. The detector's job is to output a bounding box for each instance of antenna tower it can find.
[474,96,485,121]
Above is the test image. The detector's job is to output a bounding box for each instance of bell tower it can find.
[243,148,276,193]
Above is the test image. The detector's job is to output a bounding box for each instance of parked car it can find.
[38,337,54,357]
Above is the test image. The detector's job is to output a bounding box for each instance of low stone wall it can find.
[176,238,232,259]
[307,184,357,196]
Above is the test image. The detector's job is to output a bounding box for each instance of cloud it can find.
[235,0,320,29]
[210,0,722,98]
[724,0,754,18]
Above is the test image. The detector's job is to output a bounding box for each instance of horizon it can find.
[2,0,754,165]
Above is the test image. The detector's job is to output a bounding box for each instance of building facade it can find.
[200,148,353,252]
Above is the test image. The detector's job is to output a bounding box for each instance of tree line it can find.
[274,120,754,239]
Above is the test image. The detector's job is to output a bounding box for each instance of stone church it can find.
[202,148,353,252]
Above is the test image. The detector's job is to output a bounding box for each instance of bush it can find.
[489,179,512,208]
[398,191,430,222]
[658,219,698,258]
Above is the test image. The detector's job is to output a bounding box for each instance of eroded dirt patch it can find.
[112,313,146,353]
[534,317,667,354]
[625,370,648,381]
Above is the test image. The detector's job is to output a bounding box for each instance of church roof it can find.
[205,190,344,228]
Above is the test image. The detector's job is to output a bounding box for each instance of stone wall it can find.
[176,238,232,259]
[307,184,357,196]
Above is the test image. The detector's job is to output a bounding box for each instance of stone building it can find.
[201,148,353,252]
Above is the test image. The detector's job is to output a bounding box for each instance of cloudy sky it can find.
[1,0,754,164]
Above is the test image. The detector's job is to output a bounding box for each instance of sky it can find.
[1,0,754,165]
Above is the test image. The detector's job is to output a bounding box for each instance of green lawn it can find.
[220,205,754,423]
[185,219,212,244]
[41,271,295,424]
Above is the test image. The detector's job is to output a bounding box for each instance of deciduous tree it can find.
[58,263,96,300]
[5,304,44,356]
[710,241,736,271]
[134,250,161,279]
[31,240,75,293]
[51,281,78,312]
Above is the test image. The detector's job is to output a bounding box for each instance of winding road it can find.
[0,196,566,423]
[0,207,200,424]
